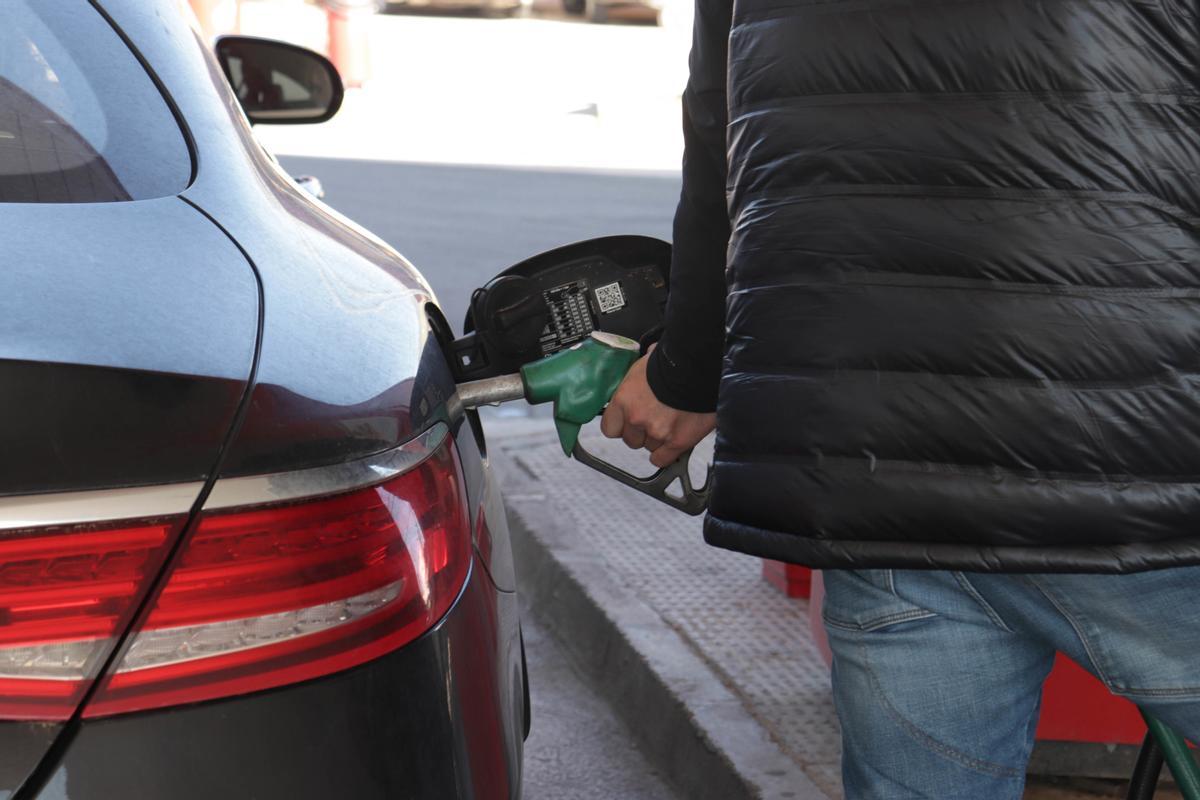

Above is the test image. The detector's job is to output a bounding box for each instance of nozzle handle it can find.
[479,330,711,514]
[521,332,641,455]
[571,440,712,516]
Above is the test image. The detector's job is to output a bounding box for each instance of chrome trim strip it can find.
[202,422,450,512]
[0,483,203,532]
[0,423,450,531]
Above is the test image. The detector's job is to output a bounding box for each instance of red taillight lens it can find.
[0,520,181,720]
[84,438,471,717]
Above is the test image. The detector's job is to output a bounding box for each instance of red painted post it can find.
[188,0,222,38]
[761,559,813,598]
[187,0,241,38]
[318,0,378,88]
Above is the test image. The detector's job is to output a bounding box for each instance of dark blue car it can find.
[0,2,526,797]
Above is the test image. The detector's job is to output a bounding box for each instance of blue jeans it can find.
[822,567,1200,799]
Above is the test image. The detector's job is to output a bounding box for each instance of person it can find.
[599,0,1200,796]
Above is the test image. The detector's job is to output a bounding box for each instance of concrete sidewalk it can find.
[486,413,1163,800]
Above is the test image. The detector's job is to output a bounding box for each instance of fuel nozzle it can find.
[456,331,639,455]
[455,330,711,515]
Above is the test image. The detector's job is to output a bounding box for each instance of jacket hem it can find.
[703,515,1200,574]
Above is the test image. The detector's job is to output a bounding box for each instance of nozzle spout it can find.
[456,373,527,408]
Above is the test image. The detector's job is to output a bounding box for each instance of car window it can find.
[0,1,191,203]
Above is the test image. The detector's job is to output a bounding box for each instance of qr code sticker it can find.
[594,281,626,314]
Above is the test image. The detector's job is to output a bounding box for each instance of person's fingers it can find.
[644,421,671,443]
[644,436,665,452]
[622,425,646,450]
[600,400,625,439]
[650,445,685,469]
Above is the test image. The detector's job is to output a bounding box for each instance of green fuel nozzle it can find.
[455,330,712,515]
[520,332,640,455]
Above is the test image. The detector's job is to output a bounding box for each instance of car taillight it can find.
[0,519,183,720]
[0,426,469,721]
[85,434,471,717]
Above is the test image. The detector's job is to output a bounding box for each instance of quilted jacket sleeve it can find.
[644,0,732,413]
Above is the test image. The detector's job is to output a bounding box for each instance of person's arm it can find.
[646,0,732,412]
[600,0,730,466]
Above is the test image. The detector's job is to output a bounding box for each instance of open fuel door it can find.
[452,236,711,516]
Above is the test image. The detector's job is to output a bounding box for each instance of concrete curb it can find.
[495,434,830,800]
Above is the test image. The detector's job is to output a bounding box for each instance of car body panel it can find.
[456,413,519,593]
[0,199,258,496]
[96,0,445,477]
[0,8,259,792]
[0,724,62,800]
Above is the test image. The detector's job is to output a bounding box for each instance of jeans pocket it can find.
[822,569,937,632]
[1024,569,1200,699]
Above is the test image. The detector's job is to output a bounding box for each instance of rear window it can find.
[0,1,191,203]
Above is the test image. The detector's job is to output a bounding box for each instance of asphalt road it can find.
[520,614,680,799]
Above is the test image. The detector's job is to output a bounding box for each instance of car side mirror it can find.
[215,36,344,125]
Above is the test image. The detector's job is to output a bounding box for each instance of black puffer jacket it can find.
[647,0,1200,572]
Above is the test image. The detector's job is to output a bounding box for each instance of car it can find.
[561,0,661,25]
[0,3,527,798]
[382,0,524,19]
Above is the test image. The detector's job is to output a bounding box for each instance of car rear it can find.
[16,416,523,800]
[2,1,525,797]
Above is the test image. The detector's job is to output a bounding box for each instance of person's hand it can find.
[600,349,716,468]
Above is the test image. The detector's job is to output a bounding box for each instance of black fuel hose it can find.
[1126,732,1164,800]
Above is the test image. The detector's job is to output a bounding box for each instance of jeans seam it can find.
[823,608,936,632]
[953,572,1015,633]
[1021,576,1117,690]
[1116,685,1200,699]
[859,637,1025,779]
